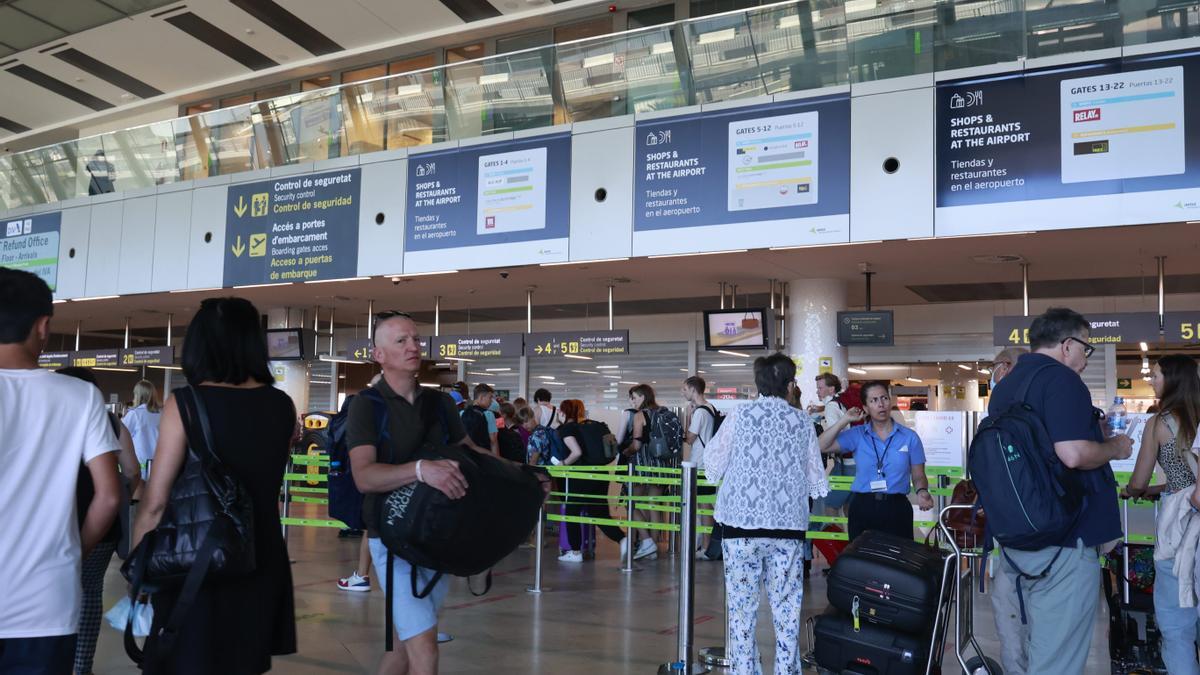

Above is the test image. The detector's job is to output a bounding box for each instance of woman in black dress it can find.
[131,297,297,674]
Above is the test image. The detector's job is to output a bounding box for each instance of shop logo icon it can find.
[1073,108,1101,123]
[485,216,496,229]
[5,221,19,237]
[415,162,436,177]
[645,130,671,146]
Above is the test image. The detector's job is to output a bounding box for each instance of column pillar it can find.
[936,364,980,412]
[266,307,310,413]
[787,279,848,407]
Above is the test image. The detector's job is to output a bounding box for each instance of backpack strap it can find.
[1013,362,1060,407]
[358,387,392,462]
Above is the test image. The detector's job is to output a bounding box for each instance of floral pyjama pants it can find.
[722,537,805,675]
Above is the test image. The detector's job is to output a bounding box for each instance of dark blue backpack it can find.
[327,388,388,531]
[968,362,1085,618]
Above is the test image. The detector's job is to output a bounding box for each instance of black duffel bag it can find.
[120,386,256,666]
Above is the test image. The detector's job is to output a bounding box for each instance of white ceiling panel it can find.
[273,0,417,49]
[491,0,557,16]
[0,69,97,130]
[66,14,247,93]
[344,0,464,35]
[187,1,311,65]
[18,51,131,106]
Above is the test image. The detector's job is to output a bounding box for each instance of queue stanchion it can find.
[659,462,708,674]
[527,505,547,594]
[622,462,636,574]
[280,455,292,541]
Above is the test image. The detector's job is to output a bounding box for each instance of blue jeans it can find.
[1154,558,1200,675]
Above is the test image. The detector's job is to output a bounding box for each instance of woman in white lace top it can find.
[703,353,829,675]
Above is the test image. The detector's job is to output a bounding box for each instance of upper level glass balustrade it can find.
[3,0,1199,210]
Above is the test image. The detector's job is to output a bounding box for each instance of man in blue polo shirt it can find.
[818,381,934,542]
[987,307,1131,675]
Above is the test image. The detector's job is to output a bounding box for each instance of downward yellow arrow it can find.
[231,235,246,258]
[234,196,248,217]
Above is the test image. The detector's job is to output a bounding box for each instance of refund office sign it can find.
[993,312,1159,346]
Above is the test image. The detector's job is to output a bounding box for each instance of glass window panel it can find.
[390,54,438,74]
[200,104,260,175]
[686,11,767,102]
[384,69,447,149]
[1025,0,1122,58]
[1123,0,1200,45]
[36,142,83,202]
[5,152,51,206]
[220,94,253,108]
[746,1,850,93]
[628,4,676,29]
[497,31,552,54]
[445,47,554,138]
[255,84,293,101]
[252,90,341,165]
[691,0,768,18]
[557,26,688,122]
[185,102,215,116]
[556,17,614,43]
[342,65,386,84]
[934,0,1025,71]
[301,75,334,91]
[447,43,486,63]
[697,350,757,400]
[103,123,177,190]
[340,81,387,156]
[0,7,64,50]
[845,0,938,82]
[172,115,212,181]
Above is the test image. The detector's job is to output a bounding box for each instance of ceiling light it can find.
[650,42,674,55]
[536,375,556,380]
[419,382,441,388]
[582,53,615,69]
[603,375,620,379]
[848,367,868,375]
[52,299,69,304]
[540,257,629,266]
[71,295,120,301]
[94,367,138,373]
[468,371,488,376]
[906,377,924,383]
[618,381,638,385]
[571,369,600,375]
[318,355,369,365]
[778,14,801,28]
[718,350,751,358]
[478,72,509,86]
[170,286,223,293]
[444,356,476,363]
[485,367,511,372]
[596,365,619,369]
[679,368,689,372]
[978,368,991,375]
[147,365,182,371]
[649,249,748,259]
[957,364,972,371]
[395,84,423,97]
[563,354,593,360]
[305,276,370,284]
[547,381,566,386]
[712,363,745,368]
[435,362,453,367]
[232,283,281,290]
[391,270,458,278]
[1140,342,1149,352]
[769,241,881,251]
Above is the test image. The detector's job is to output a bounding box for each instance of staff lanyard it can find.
[868,427,895,477]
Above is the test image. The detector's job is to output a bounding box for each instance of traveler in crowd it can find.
[130,297,298,673]
[986,307,1130,674]
[704,353,829,675]
[985,345,1029,675]
[496,401,526,463]
[461,384,500,456]
[123,379,163,480]
[682,376,721,561]
[338,375,385,594]
[511,399,533,446]
[449,390,466,412]
[0,268,121,675]
[55,367,142,675]
[556,399,626,562]
[818,381,935,542]
[808,373,846,430]
[347,311,473,675]
[623,384,674,561]
[533,388,558,428]
[1125,354,1200,675]
[519,405,553,466]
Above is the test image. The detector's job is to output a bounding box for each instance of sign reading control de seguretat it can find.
[223,169,361,286]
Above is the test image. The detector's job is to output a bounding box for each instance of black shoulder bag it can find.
[121,386,256,669]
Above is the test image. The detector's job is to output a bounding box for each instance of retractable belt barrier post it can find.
[528,506,546,594]
[659,462,708,674]
[623,462,636,573]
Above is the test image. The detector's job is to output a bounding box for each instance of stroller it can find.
[1107,496,1166,675]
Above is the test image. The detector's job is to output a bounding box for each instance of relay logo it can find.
[1074,107,1101,123]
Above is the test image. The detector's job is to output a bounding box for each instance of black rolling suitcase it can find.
[813,610,928,675]
[827,530,946,634]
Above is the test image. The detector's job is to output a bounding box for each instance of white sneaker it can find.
[634,538,658,560]
[558,550,584,563]
[619,537,629,559]
[337,571,370,592]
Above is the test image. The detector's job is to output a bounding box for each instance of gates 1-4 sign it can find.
[224,169,361,286]
[2,212,61,291]
[994,313,1160,346]
[525,330,629,356]
[121,346,174,367]
[70,349,121,368]
[432,334,523,360]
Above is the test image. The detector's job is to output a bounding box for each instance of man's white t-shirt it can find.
[688,405,717,469]
[821,395,846,428]
[0,368,118,638]
[537,402,555,428]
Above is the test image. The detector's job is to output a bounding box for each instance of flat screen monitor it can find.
[703,308,770,351]
[266,328,305,361]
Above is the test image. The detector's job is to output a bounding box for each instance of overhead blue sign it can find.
[936,48,1200,232]
[2,212,61,291]
[632,96,850,254]
[223,168,361,286]
[405,134,571,257]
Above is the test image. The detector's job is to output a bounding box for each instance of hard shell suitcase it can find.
[827,530,946,635]
[813,610,927,675]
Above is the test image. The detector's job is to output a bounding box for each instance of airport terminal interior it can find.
[5,0,1200,673]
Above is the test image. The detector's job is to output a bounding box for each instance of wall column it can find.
[266,307,310,414]
[787,278,848,407]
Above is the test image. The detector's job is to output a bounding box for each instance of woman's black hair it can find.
[753,352,795,398]
[1157,354,1200,454]
[181,297,274,386]
[860,380,891,401]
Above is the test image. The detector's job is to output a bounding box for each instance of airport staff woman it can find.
[818,381,934,541]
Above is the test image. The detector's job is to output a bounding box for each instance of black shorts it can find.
[0,635,76,675]
[697,484,717,497]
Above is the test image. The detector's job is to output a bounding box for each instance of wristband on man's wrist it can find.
[415,459,425,483]
[916,487,930,495]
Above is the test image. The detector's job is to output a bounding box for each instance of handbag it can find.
[741,312,760,329]
[120,386,256,667]
[940,479,986,550]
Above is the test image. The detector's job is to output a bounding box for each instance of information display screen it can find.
[703,309,770,351]
[837,311,894,346]
[266,329,305,361]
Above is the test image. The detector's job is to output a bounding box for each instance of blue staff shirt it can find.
[838,423,926,494]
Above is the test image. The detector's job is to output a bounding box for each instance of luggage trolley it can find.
[801,505,1000,674]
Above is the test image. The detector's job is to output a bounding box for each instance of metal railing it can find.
[3,0,1199,210]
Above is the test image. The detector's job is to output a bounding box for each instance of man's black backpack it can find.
[696,404,725,437]
[496,427,526,463]
[577,420,618,466]
[460,405,491,450]
[326,392,376,531]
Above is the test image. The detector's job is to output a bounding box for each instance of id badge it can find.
[870,479,888,493]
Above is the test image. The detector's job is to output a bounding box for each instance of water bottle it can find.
[1106,396,1128,437]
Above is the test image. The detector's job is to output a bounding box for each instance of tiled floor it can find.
[92,523,1115,674]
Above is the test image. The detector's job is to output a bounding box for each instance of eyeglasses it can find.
[1062,336,1095,358]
